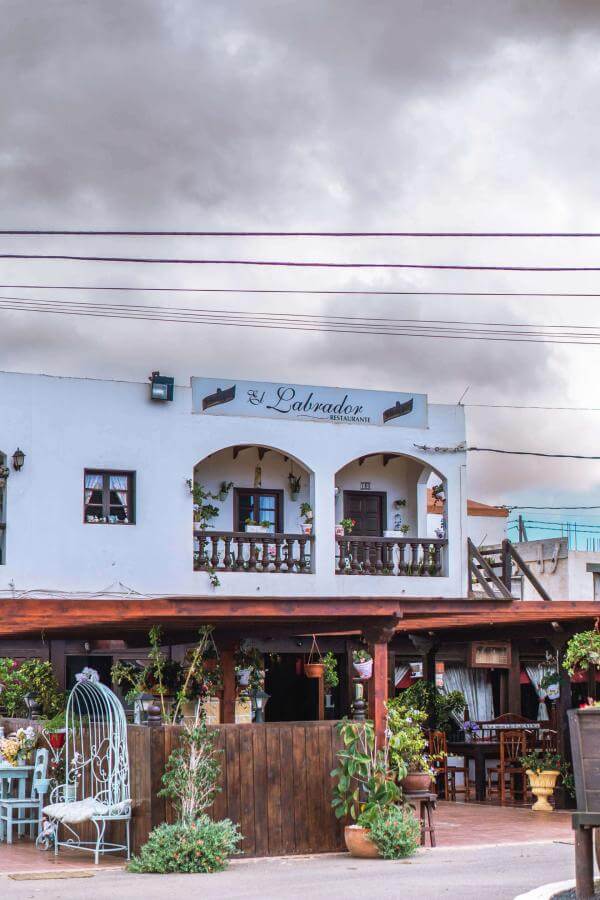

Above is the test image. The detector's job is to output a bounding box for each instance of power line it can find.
[2,293,600,346]
[4,253,600,271]
[469,447,600,459]
[5,229,600,237]
[506,505,600,510]
[4,283,600,299]
[465,403,600,412]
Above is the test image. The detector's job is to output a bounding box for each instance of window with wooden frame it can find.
[234,488,283,532]
[84,470,135,524]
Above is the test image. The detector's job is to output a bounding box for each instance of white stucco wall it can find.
[427,511,507,547]
[0,370,468,598]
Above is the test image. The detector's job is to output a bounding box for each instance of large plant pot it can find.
[569,706,600,813]
[401,771,433,793]
[353,659,373,680]
[526,769,560,812]
[305,662,325,679]
[344,825,380,859]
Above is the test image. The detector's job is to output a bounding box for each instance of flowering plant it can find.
[463,720,480,735]
[75,667,100,683]
[339,518,356,535]
[300,502,313,522]
[0,726,37,765]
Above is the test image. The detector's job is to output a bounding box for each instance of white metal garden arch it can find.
[42,674,131,863]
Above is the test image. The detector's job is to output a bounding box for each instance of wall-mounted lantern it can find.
[149,371,174,402]
[11,448,25,471]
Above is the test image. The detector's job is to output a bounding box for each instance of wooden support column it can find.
[49,640,67,691]
[368,642,389,747]
[574,826,594,900]
[364,616,400,747]
[508,641,521,716]
[221,648,236,724]
[317,676,325,721]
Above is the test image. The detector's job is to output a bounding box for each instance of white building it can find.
[0,370,468,600]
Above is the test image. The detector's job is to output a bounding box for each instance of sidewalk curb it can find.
[514,879,575,900]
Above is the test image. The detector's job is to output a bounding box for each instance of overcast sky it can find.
[2,0,600,533]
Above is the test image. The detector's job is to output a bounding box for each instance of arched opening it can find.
[334,452,447,576]
[192,444,314,574]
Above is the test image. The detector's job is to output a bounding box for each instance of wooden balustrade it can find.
[194,530,313,574]
[335,535,447,576]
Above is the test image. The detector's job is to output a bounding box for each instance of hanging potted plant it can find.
[353,648,373,680]
[540,669,560,701]
[288,471,302,501]
[519,748,562,812]
[304,635,325,678]
[300,502,313,535]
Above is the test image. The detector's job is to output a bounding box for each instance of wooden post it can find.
[317,676,325,721]
[50,640,67,691]
[369,642,388,747]
[574,825,594,900]
[364,616,400,747]
[221,648,236,724]
[508,642,521,716]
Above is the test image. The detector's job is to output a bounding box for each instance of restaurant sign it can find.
[191,377,428,428]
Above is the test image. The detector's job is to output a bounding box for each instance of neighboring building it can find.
[509,538,600,601]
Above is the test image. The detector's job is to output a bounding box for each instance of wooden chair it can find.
[486,730,529,804]
[0,748,49,843]
[428,730,470,801]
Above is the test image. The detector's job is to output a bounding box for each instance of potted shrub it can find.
[323,651,339,703]
[519,748,562,812]
[339,518,356,536]
[565,628,600,812]
[300,502,313,535]
[41,710,67,750]
[387,699,435,792]
[353,648,373,680]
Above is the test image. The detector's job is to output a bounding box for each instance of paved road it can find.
[0,841,575,900]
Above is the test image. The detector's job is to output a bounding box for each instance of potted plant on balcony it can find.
[216,480,233,502]
[353,648,373,680]
[244,518,272,534]
[339,517,356,535]
[519,748,562,812]
[288,471,302,501]
[300,502,313,535]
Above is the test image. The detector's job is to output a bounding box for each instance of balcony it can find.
[194,529,314,574]
[335,535,447,576]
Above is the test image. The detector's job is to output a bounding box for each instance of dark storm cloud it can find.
[1,0,600,505]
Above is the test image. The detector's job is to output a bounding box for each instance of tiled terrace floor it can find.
[0,802,573,874]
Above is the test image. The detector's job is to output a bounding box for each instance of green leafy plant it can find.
[339,517,356,535]
[331,720,400,823]
[393,498,407,508]
[128,817,241,874]
[217,481,233,501]
[563,629,600,675]
[235,647,264,697]
[288,472,301,496]
[363,804,420,859]
[519,748,562,773]
[386,699,431,774]
[394,681,466,733]
[300,502,313,522]
[353,648,372,664]
[0,658,64,717]
[40,710,66,732]
[323,652,339,689]
[259,520,272,528]
[159,719,222,822]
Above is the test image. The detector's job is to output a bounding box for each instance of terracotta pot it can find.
[302,523,313,535]
[401,771,433,793]
[48,732,66,750]
[304,662,325,679]
[344,825,380,859]
[353,659,373,680]
[526,769,560,812]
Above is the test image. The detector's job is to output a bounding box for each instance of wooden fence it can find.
[2,718,345,857]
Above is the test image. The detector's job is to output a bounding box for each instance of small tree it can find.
[159,720,221,824]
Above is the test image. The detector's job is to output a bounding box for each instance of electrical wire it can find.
[2,293,600,346]
[4,283,600,299]
[468,447,600,459]
[4,253,600,271]
[6,229,600,237]
[506,505,600,510]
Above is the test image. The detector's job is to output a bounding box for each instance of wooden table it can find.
[0,764,33,840]
[447,742,500,802]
